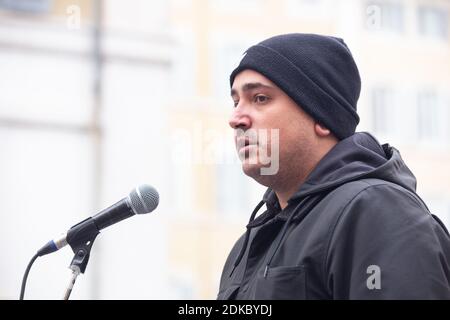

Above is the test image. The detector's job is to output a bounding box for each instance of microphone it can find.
[37,184,159,257]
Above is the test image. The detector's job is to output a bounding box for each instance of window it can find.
[212,39,255,101]
[366,1,404,33]
[371,87,395,136]
[417,91,440,141]
[215,162,252,218]
[418,6,449,40]
[0,0,51,13]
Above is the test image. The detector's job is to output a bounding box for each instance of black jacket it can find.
[217,132,450,299]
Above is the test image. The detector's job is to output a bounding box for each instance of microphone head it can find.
[128,184,159,214]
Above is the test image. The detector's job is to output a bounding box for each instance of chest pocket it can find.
[254,265,307,300]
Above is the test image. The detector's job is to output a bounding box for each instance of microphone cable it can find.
[19,252,39,300]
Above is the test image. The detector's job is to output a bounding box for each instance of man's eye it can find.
[254,95,269,104]
[233,100,239,108]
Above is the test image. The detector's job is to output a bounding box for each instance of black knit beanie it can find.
[229,33,361,140]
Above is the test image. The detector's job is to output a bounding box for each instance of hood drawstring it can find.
[263,195,313,278]
[228,194,320,278]
[229,200,265,277]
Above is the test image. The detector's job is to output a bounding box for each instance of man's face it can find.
[229,69,316,185]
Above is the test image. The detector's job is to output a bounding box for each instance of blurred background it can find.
[0,0,449,299]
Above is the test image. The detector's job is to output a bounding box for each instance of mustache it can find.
[234,129,260,147]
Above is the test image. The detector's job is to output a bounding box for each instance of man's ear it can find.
[314,123,332,137]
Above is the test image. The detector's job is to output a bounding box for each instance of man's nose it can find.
[229,107,251,130]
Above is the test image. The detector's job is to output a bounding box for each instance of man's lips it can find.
[238,144,257,154]
[236,137,258,154]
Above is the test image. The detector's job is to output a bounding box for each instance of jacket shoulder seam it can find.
[358,178,429,212]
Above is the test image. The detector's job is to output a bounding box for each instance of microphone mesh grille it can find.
[129,184,159,214]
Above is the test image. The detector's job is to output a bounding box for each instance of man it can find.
[217,33,450,299]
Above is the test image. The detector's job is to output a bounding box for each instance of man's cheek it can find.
[259,129,280,176]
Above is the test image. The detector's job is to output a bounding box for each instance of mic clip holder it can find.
[66,217,100,274]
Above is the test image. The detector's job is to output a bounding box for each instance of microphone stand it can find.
[63,217,100,300]
[63,266,80,300]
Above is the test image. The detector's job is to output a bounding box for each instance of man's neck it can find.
[273,147,333,209]
[274,184,302,209]
[273,171,310,209]
[268,136,339,210]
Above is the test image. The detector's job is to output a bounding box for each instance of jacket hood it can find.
[264,132,418,206]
